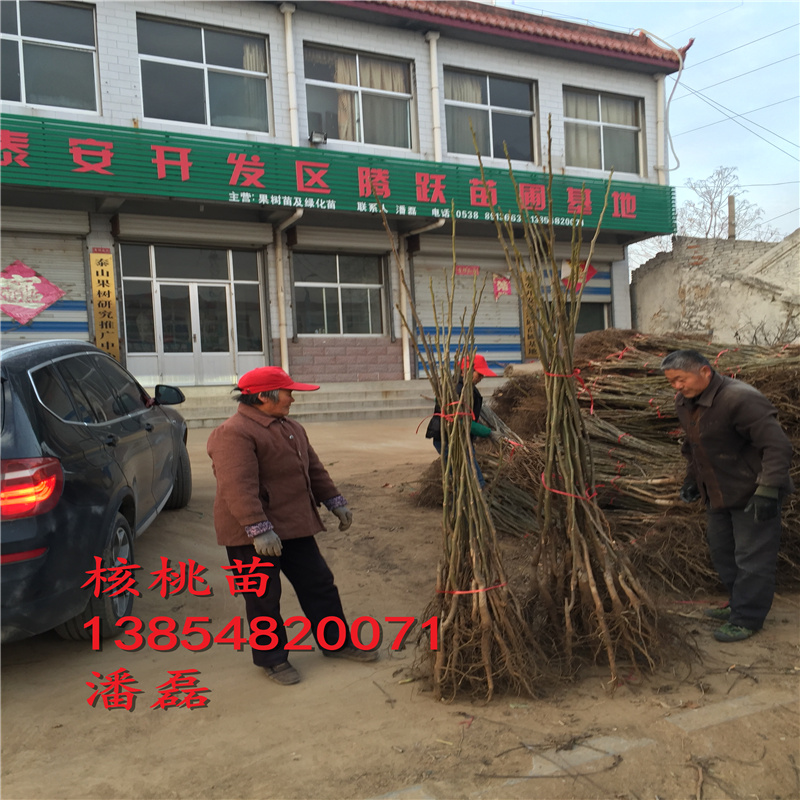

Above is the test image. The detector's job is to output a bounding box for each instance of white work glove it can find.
[332,505,353,531]
[489,430,504,443]
[253,530,282,556]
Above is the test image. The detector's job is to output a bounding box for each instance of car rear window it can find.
[55,355,120,423]
[30,365,87,423]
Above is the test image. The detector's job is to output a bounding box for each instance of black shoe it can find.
[323,644,379,662]
[263,661,301,685]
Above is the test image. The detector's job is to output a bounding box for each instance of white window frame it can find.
[563,87,643,175]
[303,44,414,151]
[443,68,539,164]
[293,252,386,337]
[119,244,267,356]
[137,16,271,134]
[0,0,99,112]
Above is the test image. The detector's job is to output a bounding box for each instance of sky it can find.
[492,0,800,241]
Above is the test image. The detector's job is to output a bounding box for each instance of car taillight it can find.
[0,547,47,564]
[0,458,64,520]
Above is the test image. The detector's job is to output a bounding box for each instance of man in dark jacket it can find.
[207,366,377,685]
[661,350,794,642]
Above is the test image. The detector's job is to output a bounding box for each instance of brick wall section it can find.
[277,338,404,382]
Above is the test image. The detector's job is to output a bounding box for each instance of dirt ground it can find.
[2,417,799,800]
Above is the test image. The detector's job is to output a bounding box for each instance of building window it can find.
[564,88,641,174]
[293,252,384,335]
[304,45,412,149]
[232,251,263,352]
[0,0,97,110]
[120,244,265,355]
[137,17,270,133]
[444,69,537,162]
[565,302,608,334]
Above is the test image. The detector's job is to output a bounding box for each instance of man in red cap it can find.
[425,354,501,488]
[207,366,377,685]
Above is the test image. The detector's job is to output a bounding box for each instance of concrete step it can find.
[170,378,504,428]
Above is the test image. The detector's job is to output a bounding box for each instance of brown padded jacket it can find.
[206,404,339,546]
[676,371,794,511]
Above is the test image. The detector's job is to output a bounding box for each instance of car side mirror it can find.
[154,385,186,405]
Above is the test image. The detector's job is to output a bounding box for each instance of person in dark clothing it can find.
[661,350,794,642]
[425,354,501,488]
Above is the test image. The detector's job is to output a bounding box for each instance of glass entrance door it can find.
[157,283,235,385]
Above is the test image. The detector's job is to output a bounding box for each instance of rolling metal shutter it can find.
[411,237,522,373]
[1,232,89,344]
[113,215,274,246]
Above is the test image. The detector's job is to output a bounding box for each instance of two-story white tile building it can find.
[0,0,689,386]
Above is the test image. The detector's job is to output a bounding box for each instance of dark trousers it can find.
[706,504,782,630]
[433,438,486,488]
[226,537,349,667]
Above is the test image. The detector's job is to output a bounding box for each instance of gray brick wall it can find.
[279,337,404,382]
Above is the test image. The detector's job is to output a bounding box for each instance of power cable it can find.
[672,53,799,97]
[675,82,800,158]
[673,96,800,138]
[666,3,743,39]
[763,208,800,224]
[740,181,800,188]
[682,23,799,69]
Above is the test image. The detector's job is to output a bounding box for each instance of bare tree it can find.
[630,166,782,268]
[682,166,781,240]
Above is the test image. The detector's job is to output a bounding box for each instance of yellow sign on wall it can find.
[89,248,120,360]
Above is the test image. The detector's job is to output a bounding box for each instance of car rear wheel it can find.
[54,512,135,641]
[164,438,192,510]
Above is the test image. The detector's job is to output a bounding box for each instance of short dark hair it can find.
[236,392,263,405]
[660,349,713,372]
[236,388,280,405]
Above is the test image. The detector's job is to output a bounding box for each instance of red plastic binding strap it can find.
[606,346,630,360]
[540,472,598,500]
[415,402,472,434]
[648,398,664,419]
[544,368,594,415]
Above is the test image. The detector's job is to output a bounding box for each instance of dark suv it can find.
[1,340,191,642]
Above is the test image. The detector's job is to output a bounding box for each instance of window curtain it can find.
[360,56,409,93]
[444,70,483,103]
[601,95,636,126]
[243,42,266,126]
[444,71,488,155]
[564,90,598,121]
[242,42,266,72]
[564,91,600,168]
[334,54,357,141]
[565,122,601,169]
[359,56,410,148]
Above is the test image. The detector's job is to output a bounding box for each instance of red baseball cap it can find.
[236,366,319,394]
[459,354,498,377]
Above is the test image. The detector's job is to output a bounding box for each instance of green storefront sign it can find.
[1,113,675,233]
